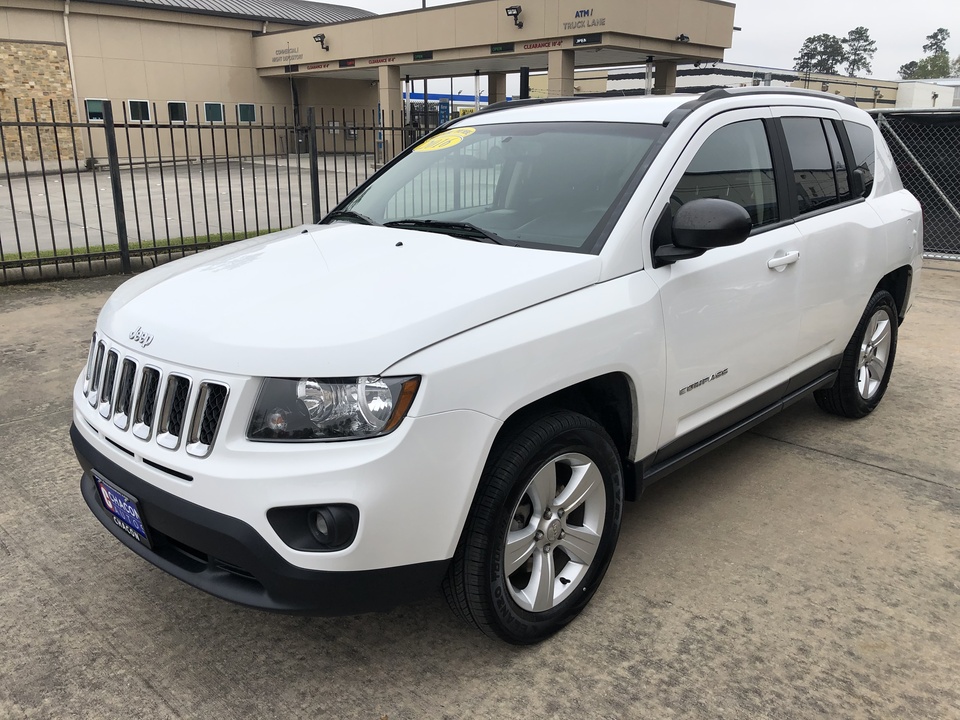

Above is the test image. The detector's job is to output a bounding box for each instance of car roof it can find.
[460,87,859,128]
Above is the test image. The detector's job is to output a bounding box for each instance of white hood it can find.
[99,224,601,376]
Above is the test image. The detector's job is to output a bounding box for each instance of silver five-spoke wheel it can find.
[504,453,606,612]
[857,310,892,400]
[815,289,899,419]
[442,411,623,644]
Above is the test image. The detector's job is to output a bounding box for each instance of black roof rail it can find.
[474,95,595,116]
[660,85,856,128]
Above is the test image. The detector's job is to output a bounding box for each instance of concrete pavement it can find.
[0,261,958,719]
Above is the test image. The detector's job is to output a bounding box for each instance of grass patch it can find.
[2,229,278,263]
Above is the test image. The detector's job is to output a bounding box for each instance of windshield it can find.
[330,121,664,253]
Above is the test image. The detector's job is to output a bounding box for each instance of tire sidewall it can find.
[847,291,899,416]
[483,418,624,643]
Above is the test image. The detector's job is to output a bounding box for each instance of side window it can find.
[673,119,779,228]
[824,121,851,202]
[844,121,876,197]
[781,117,840,214]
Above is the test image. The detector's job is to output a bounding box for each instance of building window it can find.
[85,99,106,122]
[204,102,225,123]
[127,100,151,123]
[168,101,188,123]
[237,103,256,123]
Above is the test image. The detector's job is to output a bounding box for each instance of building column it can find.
[487,72,507,104]
[377,64,403,160]
[653,60,678,95]
[547,49,575,97]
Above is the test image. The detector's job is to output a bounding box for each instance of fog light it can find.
[307,505,357,549]
[267,503,359,552]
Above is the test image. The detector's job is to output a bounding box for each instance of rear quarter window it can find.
[843,121,876,197]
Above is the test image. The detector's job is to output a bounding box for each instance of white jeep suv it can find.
[72,88,922,644]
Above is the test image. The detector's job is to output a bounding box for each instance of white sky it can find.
[338,0,957,81]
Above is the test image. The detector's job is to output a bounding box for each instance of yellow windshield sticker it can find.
[413,127,476,152]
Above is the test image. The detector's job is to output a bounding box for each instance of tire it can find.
[814,290,899,419]
[442,410,624,644]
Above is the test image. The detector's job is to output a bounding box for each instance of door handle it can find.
[767,251,800,271]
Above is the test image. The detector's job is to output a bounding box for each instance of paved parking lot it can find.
[1,261,958,719]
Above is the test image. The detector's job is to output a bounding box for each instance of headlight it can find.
[247,376,420,441]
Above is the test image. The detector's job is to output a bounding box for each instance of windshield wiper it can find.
[325,210,380,226]
[383,219,510,245]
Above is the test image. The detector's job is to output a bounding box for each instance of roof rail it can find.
[699,86,856,107]
[660,85,856,128]
[473,95,595,116]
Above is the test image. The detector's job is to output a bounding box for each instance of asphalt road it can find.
[1,262,958,719]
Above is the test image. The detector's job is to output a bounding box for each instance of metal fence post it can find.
[102,101,131,273]
[307,107,322,223]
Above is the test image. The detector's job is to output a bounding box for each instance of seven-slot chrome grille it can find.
[83,333,229,458]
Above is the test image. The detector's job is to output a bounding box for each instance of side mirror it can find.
[653,198,752,267]
[672,198,752,249]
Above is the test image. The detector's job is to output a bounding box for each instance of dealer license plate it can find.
[94,473,151,548]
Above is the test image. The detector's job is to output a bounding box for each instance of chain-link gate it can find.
[872,109,960,260]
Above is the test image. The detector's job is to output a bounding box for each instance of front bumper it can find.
[74,424,448,614]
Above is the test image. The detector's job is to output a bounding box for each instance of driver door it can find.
[646,109,804,454]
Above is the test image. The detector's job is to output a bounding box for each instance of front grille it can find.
[186,382,229,457]
[157,375,191,449]
[98,351,119,419]
[82,335,229,458]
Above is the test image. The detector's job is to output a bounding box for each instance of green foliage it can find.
[898,61,920,79]
[794,34,845,75]
[842,26,877,76]
[923,28,950,55]
[899,27,954,79]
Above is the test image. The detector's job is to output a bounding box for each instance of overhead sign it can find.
[413,51,434,61]
[563,8,606,31]
[490,43,515,54]
[572,34,602,46]
[339,59,356,68]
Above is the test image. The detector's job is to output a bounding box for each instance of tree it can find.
[842,26,877,76]
[952,54,960,78]
[898,60,919,79]
[923,28,950,55]
[794,34,845,75]
[899,27,953,79]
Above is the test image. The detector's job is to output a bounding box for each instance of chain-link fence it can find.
[873,109,960,260]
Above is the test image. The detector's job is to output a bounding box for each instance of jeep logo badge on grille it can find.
[129,327,154,348]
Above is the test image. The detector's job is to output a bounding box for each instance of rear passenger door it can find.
[647,109,804,453]
[773,108,890,366]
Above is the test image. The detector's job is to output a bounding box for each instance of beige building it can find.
[530,61,902,110]
[1,0,737,161]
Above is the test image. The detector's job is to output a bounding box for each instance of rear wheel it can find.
[815,290,898,418]
[442,411,623,644]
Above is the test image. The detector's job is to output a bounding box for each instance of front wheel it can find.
[442,411,624,644]
[815,290,899,419]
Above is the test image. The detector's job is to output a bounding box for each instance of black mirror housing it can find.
[672,198,752,250]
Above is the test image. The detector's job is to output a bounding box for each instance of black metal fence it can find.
[0,99,424,284]
[873,109,960,260]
